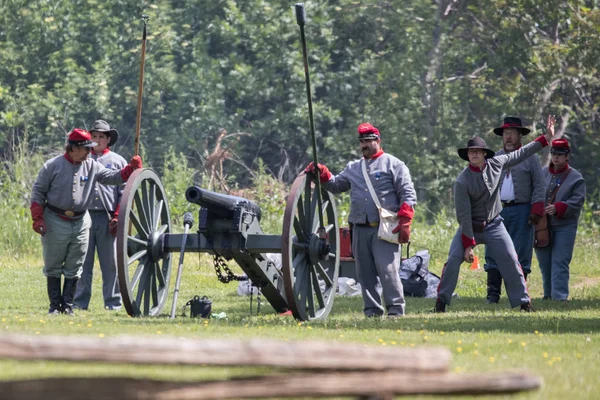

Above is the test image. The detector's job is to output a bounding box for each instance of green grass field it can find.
[0,221,599,399]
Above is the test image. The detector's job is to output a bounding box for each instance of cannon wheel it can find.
[117,169,172,317]
[282,173,340,321]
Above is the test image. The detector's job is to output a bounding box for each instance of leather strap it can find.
[361,159,381,209]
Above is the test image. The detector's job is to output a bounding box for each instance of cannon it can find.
[116,169,341,321]
[115,4,351,321]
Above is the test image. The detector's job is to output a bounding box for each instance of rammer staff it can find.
[134,15,150,157]
[295,3,325,236]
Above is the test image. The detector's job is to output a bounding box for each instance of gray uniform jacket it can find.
[323,152,417,224]
[454,137,546,245]
[88,150,127,214]
[542,165,586,227]
[496,148,545,208]
[31,154,125,212]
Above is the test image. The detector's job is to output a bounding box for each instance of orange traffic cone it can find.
[470,255,480,270]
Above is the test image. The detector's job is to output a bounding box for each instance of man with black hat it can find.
[535,138,586,301]
[305,123,416,318]
[74,120,127,311]
[434,115,555,313]
[30,128,142,315]
[483,117,545,304]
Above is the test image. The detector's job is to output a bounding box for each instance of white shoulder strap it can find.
[361,159,381,209]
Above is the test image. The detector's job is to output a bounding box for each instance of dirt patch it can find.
[572,276,600,289]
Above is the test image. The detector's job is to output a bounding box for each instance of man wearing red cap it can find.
[306,123,416,318]
[74,120,127,311]
[434,116,555,313]
[30,128,142,315]
[483,117,546,304]
[534,138,586,300]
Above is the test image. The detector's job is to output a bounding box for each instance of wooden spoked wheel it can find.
[117,169,172,317]
[282,173,340,321]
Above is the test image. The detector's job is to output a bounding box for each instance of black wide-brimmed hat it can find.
[457,137,495,161]
[90,119,119,147]
[493,117,531,136]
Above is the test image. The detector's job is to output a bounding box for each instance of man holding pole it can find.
[306,123,416,318]
[74,120,127,311]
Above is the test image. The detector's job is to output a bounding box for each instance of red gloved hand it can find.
[30,202,46,236]
[130,155,143,169]
[109,217,118,236]
[392,216,411,244]
[304,162,332,183]
[120,156,143,181]
[109,204,120,236]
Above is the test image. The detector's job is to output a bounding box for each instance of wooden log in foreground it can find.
[0,371,542,399]
[0,334,450,372]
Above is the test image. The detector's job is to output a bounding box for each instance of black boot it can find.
[47,277,62,315]
[523,271,529,281]
[62,278,79,315]
[434,298,446,313]
[486,269,502,304]
[520,301,535,312]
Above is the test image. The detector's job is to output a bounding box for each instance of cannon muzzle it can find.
[185,186,262,221]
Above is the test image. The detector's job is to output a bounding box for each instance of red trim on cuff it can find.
[535,135,549,147]
[554,202,568,218]
[113,203,121,218]
[462,234,476,248]
[397,203,414,220]
[531,202,544,216]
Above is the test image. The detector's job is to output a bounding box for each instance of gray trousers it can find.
[352,225,405,316]
[534,222,578,300]
[42,210,90,279]
[438,217,529,308]
[74,210,122,309]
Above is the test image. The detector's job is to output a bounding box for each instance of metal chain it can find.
[213,254,248,283]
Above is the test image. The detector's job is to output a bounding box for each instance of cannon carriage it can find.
[116,168,346,321]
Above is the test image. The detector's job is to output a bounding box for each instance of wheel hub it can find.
[307,234,330,265]
[148,231,164,262]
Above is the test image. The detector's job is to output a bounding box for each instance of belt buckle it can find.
[64,210,75,217]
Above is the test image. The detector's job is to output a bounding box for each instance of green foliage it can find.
[0,134,45,256]
[159,147,199,231]
[1,0,600,226]
[229,159,288,234]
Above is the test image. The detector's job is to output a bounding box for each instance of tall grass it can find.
[0,135,45,257]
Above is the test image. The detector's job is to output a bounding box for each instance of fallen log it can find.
[0,334,450,372]
[0,371,542,399]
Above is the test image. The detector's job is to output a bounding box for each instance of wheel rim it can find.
[117,169,172,317]
[282,173,339,321]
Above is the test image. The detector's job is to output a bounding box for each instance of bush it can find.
[0,135,46,257]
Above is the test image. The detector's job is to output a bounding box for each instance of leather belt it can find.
[354,222,379,227]
[46,204,85,218]
[501,201,527,208]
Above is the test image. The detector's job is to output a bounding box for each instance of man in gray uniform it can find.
[74,120,127,311]
[30,128,142,315]
[306,123,416,317]
[535,138,586,300]
[484,117,545,303]
[434,115,555,313]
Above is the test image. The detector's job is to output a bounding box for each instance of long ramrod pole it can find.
[134,15,150,157]
[295,3,325,235]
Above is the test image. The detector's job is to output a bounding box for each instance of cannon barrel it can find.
[185,186,262,221]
